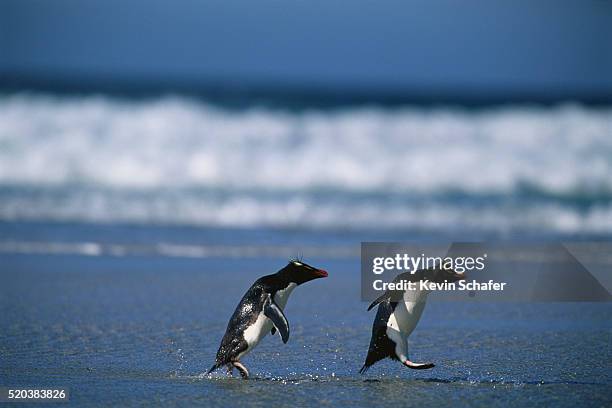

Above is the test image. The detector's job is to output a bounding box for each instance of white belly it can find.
[242,313,274,352]
[241,283,297,356]
[274,283,296,308]
[387,289,428,337]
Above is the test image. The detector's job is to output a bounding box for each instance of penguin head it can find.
[279,259,328,285]
[421,267,465,283]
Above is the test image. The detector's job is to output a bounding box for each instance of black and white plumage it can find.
[360,268,465,374]
[208,260,328,379]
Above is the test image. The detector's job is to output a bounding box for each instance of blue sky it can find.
[1,0,611,97]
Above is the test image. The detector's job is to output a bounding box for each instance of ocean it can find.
[1,93,612,235]
[1,93,611,406]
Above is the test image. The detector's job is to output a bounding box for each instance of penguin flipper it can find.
[271,327,276,335]
[264,297,290,343]
[367,292,391,311]
[367,289,404,311]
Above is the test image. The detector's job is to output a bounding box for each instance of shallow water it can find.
[1,224,611,406]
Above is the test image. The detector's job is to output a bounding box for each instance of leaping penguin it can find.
[359,267,465,374]
[208,260,328,379]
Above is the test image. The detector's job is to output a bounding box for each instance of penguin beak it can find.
[314,269,328,278]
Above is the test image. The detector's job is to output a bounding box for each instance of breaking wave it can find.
[1,93,611,234]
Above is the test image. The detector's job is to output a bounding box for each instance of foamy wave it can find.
[1,93,611,233]
[1,94,611,194]
[0,240,357,258]
[1,188,612,234]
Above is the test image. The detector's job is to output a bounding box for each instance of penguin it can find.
[359,267,465,374]
[208,259,328,379]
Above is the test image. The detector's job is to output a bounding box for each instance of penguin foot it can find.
[232,361,250,379]
[404,360,435,370]
[226,364,234,377]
